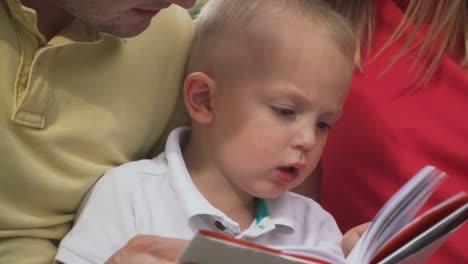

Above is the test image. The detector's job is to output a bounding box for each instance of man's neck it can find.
[20,0,74,42]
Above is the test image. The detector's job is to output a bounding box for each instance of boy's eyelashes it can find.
[316,120,332,132]
[269,104,336,131]
[270,105,296,118]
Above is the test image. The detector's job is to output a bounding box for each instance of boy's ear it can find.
[183,72,216,124]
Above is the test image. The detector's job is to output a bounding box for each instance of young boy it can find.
[56,0,355,263]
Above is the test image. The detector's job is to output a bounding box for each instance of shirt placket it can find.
[8,0,53,129]
[12,47,56,129]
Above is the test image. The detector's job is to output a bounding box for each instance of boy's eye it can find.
[271,105,296,117]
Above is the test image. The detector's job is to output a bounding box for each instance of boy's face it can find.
[206,21,354,199]
[49,0,195,37]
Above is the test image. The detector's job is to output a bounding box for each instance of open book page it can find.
[390,232,452,264]
[373,195,468,264]
[382,228,457,264]
[178,166,467,264]
[346,166,447,263]
[178,230,345,264]
[279,246,346,264]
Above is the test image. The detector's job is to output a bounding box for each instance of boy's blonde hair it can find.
[187,0,355,73]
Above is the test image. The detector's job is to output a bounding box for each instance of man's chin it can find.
[97,21,151,38]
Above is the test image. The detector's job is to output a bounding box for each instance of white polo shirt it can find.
[56,127,343,263]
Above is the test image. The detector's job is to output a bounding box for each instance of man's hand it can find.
[342,222,371,256]
[105,235,189,264]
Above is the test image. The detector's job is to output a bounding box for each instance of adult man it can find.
[1,0,194,263]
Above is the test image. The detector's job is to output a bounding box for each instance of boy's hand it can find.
[342,222,371,256]
[105,235,189,264]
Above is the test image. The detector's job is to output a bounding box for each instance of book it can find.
[178,165,468,264]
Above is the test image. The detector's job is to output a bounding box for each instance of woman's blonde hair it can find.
[328,0,468,83]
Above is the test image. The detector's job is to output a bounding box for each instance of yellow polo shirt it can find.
[0,0,193,263]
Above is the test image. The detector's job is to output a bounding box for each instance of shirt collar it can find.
[164,127,297,235]
[256,193,296,234]
[164,127,227,220]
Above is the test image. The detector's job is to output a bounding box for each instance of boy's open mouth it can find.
[275,165,302,184]
[279,166,299,175]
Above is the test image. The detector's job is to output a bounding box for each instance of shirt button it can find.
[214,221,226,231]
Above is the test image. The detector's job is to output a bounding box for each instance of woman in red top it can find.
[318,0,467,263]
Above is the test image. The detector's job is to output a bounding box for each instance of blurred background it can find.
[188,0,208,18]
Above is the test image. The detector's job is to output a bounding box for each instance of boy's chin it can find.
[251,188,287,200]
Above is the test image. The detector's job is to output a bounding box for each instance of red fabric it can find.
[320,0,468,263]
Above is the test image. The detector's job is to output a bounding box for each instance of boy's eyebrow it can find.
[323,109,343,121]
[268,83,310,101]
[269,83,344,115]
[322,106,345,122]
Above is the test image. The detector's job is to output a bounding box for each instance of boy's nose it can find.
[293,126,316,152]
